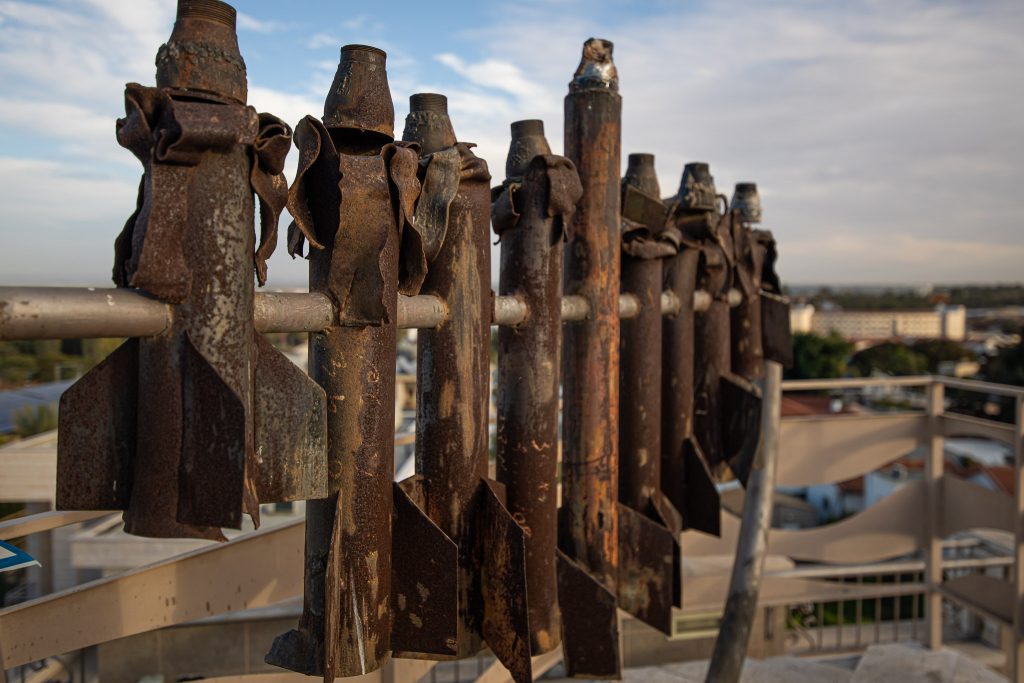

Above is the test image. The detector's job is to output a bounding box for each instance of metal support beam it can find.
[0,286,735,340]
[925,381,945,650]
[704,360,783,683]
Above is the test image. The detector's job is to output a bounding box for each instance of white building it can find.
[789,303,966,341]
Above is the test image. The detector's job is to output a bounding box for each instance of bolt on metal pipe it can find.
[557,37,622,680]
[493,120,581,656]
[56,0,326,541]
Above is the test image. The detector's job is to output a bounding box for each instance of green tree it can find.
[13,404,58,437]
[910,339,976,373]
[851,342,929,377]
[787,332,853,380]
[986,341,1024,387]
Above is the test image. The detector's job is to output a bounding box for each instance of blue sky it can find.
[1,0,1021,288]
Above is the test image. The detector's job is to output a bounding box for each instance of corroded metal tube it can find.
[494,120,581,656]
[558,37,622,679]
[267,44,422,680]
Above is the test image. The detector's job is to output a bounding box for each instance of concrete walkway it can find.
[605,643,1005,683]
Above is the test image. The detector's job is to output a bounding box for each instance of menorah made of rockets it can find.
[39,1,793,681]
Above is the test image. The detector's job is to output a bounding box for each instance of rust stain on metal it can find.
[396,94,531,683]
[556,549,620,679]
[267,44,427,681]
[617,153,682,629]
[494,120,582,656]
[57,0,325,541]
[560,37,623,679]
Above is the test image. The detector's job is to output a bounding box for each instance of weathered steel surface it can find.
[57,0,326,541]
[662,240,721,536]
[494,120,582,656]
[394,94,530,682]
[560,37,623,679]
[561,36,621,594]
[391,479,459,656]
[267,44,426,680]
[556,550,620,678]
[617,153,683,629]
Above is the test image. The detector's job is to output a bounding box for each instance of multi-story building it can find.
[790,303,966,341]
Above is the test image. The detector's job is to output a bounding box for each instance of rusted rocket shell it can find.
[322,45,395,145]
[617,153,683,632]
[57,0,325,541]
[266,47,435,681]
[398,94,532,683]
[494,121,582,656]
[558,37,622,680]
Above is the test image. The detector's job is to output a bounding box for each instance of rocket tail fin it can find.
[57,338,139,511]
[178,333,246,529]
[391,477,459,658]
[479,478,533,683]
[617,502,675,636]
[556,548,620,679]
[721,372,763,488]
[252,334,328,503]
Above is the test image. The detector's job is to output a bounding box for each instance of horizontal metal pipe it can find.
[0,286,741,340]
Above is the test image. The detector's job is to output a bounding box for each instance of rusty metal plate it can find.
[621,184,668,233]
[721,373,762,487]
[617,502,675,636]
[391,481,459,657]
[480,479,532,683]
[650,492,683,609]
[178,333,246,529]
[680,437,721,537]
[252,334,327,502]
[557,548,620,679]
[56,338,139,511]
[761,291,793,368]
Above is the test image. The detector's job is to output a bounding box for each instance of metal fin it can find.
[721,373,763,488]
[56,338,139,511]
[556,549,620,679]
[177,333,246,529]
[479,479,532,683]
[391,480,459,657]
[761,291,793,368]
[617,502,675,635]
[252,334,328,503]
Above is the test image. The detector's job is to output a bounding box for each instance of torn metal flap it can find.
[391,481,459,657]
[56,338,139,511]
[383,141,428,297]
[490,180,522,239]
[531,154,583,242]
[681,437,721,537]
[479,479,532,683]
[414,145,461,262]
[556,549,621,679]
[252,334,328,503]
[251,112,292,286]
[285,115,335,256]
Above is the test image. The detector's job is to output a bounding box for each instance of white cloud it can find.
[236,12,285,34]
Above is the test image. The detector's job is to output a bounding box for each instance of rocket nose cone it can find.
[402,93,457,156]
[157,0,247,104]
[731,182,762,223]
[678,162,718,212]
[624,153,661,198]
[322,44,395,143]
[505,119,551,178]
